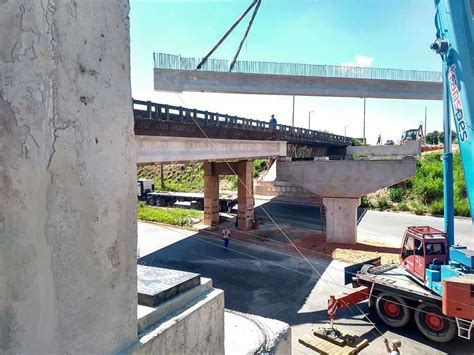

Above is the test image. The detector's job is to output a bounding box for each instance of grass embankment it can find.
[363,152,470,217]
[137,160,270,193]
[137,203,203,227]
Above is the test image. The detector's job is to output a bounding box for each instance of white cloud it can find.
[341,55,374,67]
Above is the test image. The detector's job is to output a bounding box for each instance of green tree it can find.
[425,130,440,145]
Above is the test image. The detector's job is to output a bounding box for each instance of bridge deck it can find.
[133,100,351,147]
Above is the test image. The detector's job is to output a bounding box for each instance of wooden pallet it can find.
[298,327,369,355]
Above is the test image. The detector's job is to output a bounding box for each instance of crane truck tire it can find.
[375,292,410,327]
[414,303,456,342]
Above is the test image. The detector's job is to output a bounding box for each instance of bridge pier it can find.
[203,161,255,231]
[237,161,255,231]
[322,197,361,244]
[204,162,220,226]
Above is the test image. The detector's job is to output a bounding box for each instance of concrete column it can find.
[0,1,136,353]
[322,198,361,244]
[237,161,254,230]
[204,162,220,225]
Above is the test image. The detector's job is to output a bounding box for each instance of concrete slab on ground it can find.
[137,265,201,307]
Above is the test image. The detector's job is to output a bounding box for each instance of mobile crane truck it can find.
[328,0,474,343]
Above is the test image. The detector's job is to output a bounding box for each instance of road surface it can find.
[137,221,473,354]
[255,198,473,248]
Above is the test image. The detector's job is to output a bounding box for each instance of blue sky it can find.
[130,0,444,144]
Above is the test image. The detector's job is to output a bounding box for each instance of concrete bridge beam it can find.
[154,69,442,100]
[136,135,286,163]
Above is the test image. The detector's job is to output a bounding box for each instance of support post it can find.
[0,1,136,352]
[322,197,361,244]
[363,98,366,144]
[237,161,255,230]
[442,63,454,246]
[204,162,220,226]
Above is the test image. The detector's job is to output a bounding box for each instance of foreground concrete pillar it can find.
[0,1,136,353]
[204,162,220,225]
[322,198,361,244]
[237,161,254,230]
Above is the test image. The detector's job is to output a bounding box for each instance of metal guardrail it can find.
[154,53,442,83]
[133,99,352,145]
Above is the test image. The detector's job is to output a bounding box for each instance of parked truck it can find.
[137,179,236,212]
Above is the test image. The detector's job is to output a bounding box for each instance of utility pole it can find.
[308,110,314,130]
[424,106,428,136]
[363,98,366,144]
[292,96,295,127]
[344,124,349,137]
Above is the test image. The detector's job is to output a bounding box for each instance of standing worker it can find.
[377,134,382,145]
[222,228,230,252]
[269,114,277,128]
[384,338,401,355]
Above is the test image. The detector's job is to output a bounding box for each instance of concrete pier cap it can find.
[277,159,416,243]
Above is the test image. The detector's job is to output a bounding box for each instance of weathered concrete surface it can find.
[277,159,416,198]
[136,135,286,163]
[225,310,292,355]
[133,289,225,355]
[346,140,420,159]
[0,1,136,353]
[154,69,442,100]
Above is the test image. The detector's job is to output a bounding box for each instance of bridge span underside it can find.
[154,69,442,100]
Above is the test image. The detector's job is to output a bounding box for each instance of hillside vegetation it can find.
[137,160,270,194]
[363,152,470,217]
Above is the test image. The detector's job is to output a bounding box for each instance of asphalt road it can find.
[255,198,473,249]
[137,221,473,354]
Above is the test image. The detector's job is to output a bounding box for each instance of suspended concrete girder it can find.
[154,69,442,100]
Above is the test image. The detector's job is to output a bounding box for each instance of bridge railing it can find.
[154,53,442,83]
[133,99,351,145]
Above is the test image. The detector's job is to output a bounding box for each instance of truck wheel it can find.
[148,197,156,206]
[375,292,410,327]
[414,303,456,342]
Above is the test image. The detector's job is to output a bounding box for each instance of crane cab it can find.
[400,226,448,281]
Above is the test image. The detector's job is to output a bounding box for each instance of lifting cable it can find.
[196,0,262,71]
[157,73,386,337]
